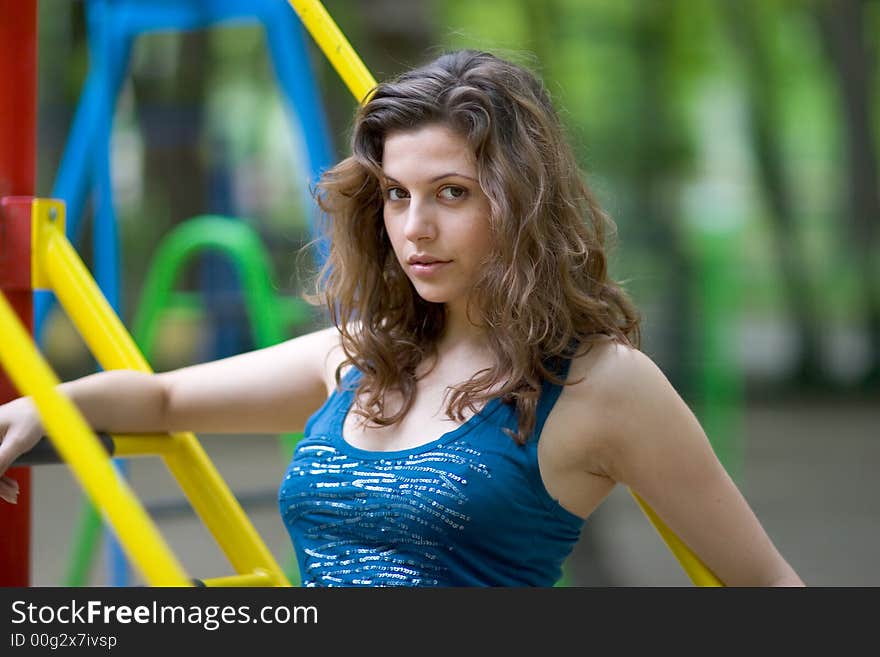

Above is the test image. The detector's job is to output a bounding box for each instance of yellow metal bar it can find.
[159,442,290,586]
[33,199,150,370]
[630,491,723,587]
[201,570,275,588]
[0,292,191,586]
[31,198,290,587]
[287,0,377,102]
[112,434,187,458]
[112,429,289,586]
[31,198,63,290]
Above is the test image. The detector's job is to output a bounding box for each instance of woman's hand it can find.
[0,396,45,503]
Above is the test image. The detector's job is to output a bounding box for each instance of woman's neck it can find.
[437,299,489,359]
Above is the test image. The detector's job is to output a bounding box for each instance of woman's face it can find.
[381,123,493,311]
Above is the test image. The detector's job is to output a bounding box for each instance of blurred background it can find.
[21,0,880,586]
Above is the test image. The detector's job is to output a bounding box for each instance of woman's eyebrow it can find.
[382,172,478,184]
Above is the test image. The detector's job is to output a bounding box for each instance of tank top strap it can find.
[531,353,574,442]
[339,363,363,390]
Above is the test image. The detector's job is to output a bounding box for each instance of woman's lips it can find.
[409,260,451,276]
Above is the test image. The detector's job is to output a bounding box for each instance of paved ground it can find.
[28,393,879,587]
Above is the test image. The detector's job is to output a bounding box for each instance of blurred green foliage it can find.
[33,0,880,396]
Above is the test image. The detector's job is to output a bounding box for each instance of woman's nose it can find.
[403,199,436,242]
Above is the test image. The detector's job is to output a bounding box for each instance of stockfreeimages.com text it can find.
[11,599,317,631]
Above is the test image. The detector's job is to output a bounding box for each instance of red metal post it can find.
[0,0,38,586]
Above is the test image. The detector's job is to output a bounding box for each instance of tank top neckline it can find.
[332,378,504,460]
[330,350,574,460]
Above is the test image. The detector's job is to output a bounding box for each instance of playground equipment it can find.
[64,215,310,585]
[39,0,337,334]
[1,198,290,586]
[0,0,725,587]
[0,1,38,587]
[39,0,338,585]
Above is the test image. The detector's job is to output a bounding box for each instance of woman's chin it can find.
[416,292,450,304]
[412,285,452,305]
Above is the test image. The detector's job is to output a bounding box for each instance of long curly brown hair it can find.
[309,49,641,444]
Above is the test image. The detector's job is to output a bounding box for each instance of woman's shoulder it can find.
[552,338,679,473]
[306,323,369,396]
[566,336,661,396]
[568,338,679,422]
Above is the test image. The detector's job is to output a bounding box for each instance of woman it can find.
[0,50,803,587]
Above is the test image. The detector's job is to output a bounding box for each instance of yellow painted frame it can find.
[0,292,190,587]
[0,198,290,587]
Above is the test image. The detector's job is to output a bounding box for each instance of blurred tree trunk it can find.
[353,0,434,78]
[128,30,210,323]
[319,0,436,153]
[523,0,559,78]
[630,1,694,394]
[722,0,825,386]
[36,1,85,197]
[130,31,209,234]
[814,0,880,386]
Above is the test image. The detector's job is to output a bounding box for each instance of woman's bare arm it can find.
[152,325,338,434]
[574,343,804,587]
[0,326,341,494]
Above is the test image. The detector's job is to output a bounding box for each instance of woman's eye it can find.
[386,187,408,201]
[439,186,466,200]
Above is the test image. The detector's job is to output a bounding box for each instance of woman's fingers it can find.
[0,428,25,481]
[0,474,19,504]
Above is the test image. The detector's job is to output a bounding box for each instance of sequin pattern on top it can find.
[280,434,493,587]
[279,358,585,587]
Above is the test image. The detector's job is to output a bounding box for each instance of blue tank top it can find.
[278,357,585,587]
